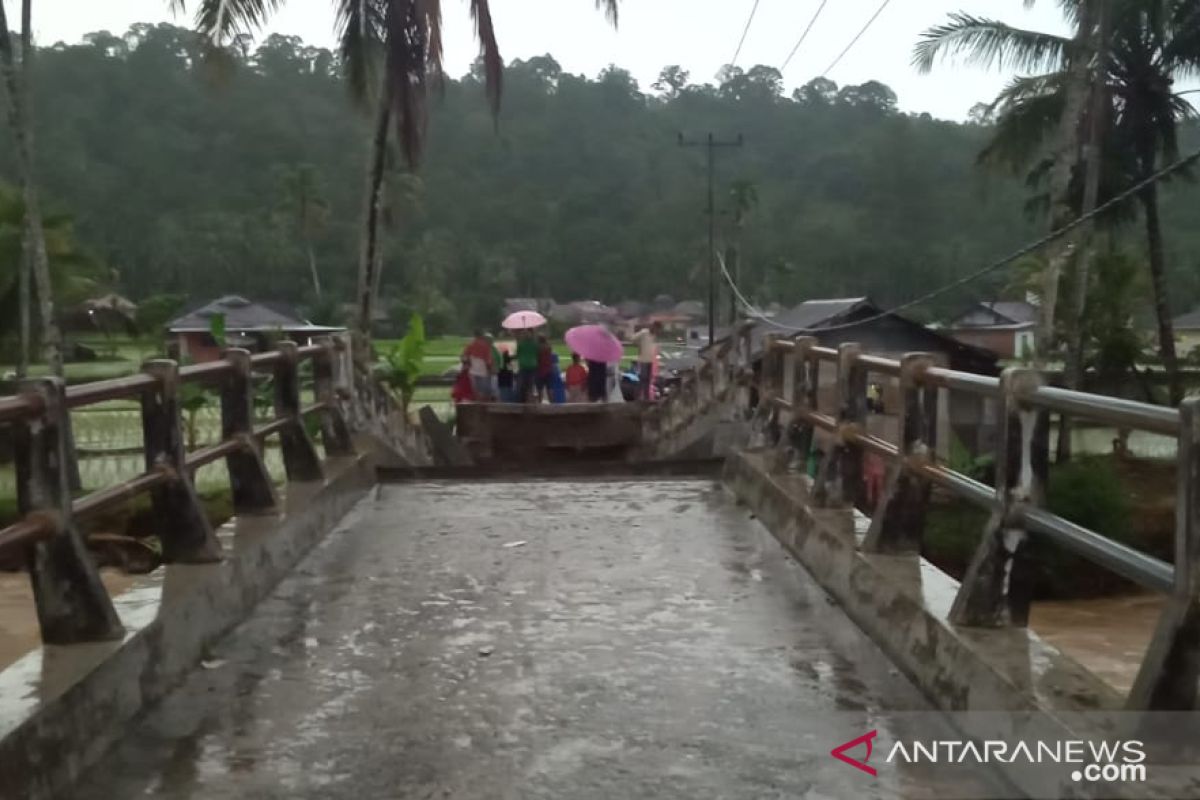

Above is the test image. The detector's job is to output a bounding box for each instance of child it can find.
[548,353,567,404]
[451,356,475,404]
[564,353,588,402]
[497,351,516,403]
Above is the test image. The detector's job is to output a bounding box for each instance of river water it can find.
[1029,593,1164,694]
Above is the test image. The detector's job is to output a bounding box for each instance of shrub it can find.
[1036,456,1136,598]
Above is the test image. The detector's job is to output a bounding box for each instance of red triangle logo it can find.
[831,730,878,777]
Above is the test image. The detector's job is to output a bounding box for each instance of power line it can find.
[730,0,762,69]
[720,143,1200,335]
[781,0,829,72]
[821,0,894,76]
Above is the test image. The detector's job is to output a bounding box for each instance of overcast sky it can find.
[29,0,1073,120]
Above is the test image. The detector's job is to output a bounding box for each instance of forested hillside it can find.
[4,23,1198,332]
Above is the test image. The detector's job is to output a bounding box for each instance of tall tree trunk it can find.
[0,0,64,377]
[1036,0,1097,371]
[1058,0,1110,462]
[17,221,30,376]
[15,0,29,378]
[1140,180,1182,406]
[356,84,392,342]
[306,241,322,299]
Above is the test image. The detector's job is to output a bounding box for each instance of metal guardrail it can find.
[754,334,1199,711]
[0,335,361,647]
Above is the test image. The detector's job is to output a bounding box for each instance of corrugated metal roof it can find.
[954,300,1038,327]
[1174,308,1200,330]
[167,295,330,332]
[768,298,870,331]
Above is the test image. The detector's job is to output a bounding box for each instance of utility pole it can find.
[678,132,743,346]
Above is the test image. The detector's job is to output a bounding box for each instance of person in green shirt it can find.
[515,331,539,403]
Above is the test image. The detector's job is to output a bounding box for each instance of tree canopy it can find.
[3,23,1198,334]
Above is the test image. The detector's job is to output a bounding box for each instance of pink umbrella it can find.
[565,325,623,364]
[501,310,547,330]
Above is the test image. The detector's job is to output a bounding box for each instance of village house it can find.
[166,295,344,362]
[947,300,1038,360]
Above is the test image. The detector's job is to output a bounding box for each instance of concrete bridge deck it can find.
[68,476,994,799]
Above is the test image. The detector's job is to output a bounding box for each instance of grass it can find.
[2,337,160,384]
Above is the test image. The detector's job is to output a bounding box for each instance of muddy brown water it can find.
[1029,593,1164,694]
[0,569,136,669]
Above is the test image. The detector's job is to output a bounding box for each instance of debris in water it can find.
[502,540,528,549]
[478,646,494,657]
[201,659,227,670]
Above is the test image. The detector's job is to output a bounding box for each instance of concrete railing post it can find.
[313,338,355,456]
[949,368,1046,627]
[333,332,355,417]
[274,341,324,483]
[220,348,279,513]
[1128,396,1200,709]
[863,353,935,554]
[141,360,222,563]
[814,343,866,509]
[757,335,781,449]
[759,335,778,407]
[13,377,124,644]
[734,324,753,415]
[791,337,818,469]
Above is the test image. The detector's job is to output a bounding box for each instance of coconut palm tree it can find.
[0,0,66,376]
[915,0,1199,404]
[174,0,619,344]
[1,184,102,349]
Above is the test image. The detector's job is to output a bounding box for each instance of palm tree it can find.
[1,184,101,348]
[175,0,619,345]
[0,0,66,376]
[915,0,1198,404]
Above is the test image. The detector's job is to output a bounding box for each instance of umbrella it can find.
[565,325,623,364]
[502,310,547,330]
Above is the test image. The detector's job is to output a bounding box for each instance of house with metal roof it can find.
[731,297,1000,455]
[166,295,343,362]
[947,300,1038,359]
[1173,307,1200,358]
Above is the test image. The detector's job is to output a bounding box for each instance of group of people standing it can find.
[452,322,662,406]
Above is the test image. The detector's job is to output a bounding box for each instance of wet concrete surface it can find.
[71,478,1001,799]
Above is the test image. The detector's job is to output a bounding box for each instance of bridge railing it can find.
[643,324,756,444]
[756,335,1199,711]
[0,334,363,647]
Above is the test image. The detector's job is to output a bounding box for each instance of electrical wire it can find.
[781,0,829,72]
[821,0,894,76]
[722,143,1200,334]
[730,0,762,69]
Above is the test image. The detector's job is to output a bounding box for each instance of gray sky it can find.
[30,0,1072,120]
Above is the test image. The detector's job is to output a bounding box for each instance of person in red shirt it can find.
[460,329,495,401]
[450,357,475,404]
[564,353,588,402]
